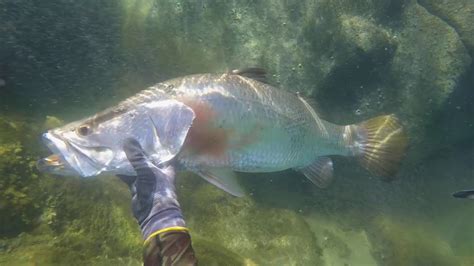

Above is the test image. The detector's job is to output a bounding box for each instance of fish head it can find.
[37,99,195,177]
[38,117,123,177]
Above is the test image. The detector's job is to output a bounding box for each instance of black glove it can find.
[118,138,186,242]
[119,139,197,266]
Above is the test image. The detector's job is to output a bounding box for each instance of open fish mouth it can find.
[37,132,78,176]
[36,153,77,175]
[37,132,114,177]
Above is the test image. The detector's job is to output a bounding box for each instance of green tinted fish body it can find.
[38,70,407,196]
[164,73,347,172]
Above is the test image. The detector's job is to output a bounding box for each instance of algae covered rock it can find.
[388,2,471,161]
[418,0,474,54]
[42,176,142,264]
[0,142,41,235]
[0,176,143,265]
[305,214,378,266]
[339,15,396,58]
[42,115,64,130]
[0,116,44,235]
[177,175,323,265]
[368,215,460,266]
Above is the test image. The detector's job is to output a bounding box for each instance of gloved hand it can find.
[118,138,197,266]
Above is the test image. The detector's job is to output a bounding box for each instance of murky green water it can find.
[0,1,473,265]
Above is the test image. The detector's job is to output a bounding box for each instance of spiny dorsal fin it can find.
[296,92,329,137]
[230,68,269,84]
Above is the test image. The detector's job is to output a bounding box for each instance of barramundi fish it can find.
[37,68,408,196]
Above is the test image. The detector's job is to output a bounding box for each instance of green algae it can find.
[47,176,142,259]
[0,142,41,235]
[368,215,460,266]
[177,174,323,265]
[0,1,473,264]
[0,115,43,236]
[0,115,142,265]
[0,176,143,265]
[191,237,249,266]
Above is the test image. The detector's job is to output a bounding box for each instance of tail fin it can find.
[349,115,408,180]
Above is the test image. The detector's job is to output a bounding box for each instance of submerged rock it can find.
[388,2,471,162]
[0,176,143,265]
[178,175,323,265]
[305,214,378,266]
[418,0,474,54]
[368,215,460,266]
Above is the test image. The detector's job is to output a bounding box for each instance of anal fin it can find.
[297,157,334,188]
[195,168,246,197]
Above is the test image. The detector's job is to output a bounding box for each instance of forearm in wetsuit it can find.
[119,138,197,266]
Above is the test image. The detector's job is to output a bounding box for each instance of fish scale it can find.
[165,73,347,172]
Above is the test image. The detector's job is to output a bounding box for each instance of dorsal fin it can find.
[230,68,269,84]
[296,92,329,137]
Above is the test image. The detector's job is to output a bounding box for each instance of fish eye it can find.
[77,125,92,136]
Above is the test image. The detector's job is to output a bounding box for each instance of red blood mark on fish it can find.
[180,99,230,157]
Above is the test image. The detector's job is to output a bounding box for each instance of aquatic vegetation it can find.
[46,176,142,258]
[305,214,378,266]
[177,175,324,265]
[42,116,64,131]
[0,142,40,235]
[0,115,142,264]
[0,116,43,235]
[368,215,460,266]
[0,0,472,265]
[0,175,143,265]
[419,0,474,52]
[389,2,471,159]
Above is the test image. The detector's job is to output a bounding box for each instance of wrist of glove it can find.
[118,138,186,243]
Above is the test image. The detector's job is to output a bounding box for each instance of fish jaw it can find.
[36,153,77,176]
[38,132,109,177]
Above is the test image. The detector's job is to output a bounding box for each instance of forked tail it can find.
[348,115,408,180]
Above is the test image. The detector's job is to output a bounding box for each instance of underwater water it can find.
[0,0,473,265]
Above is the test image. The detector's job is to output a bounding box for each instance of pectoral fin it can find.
[139,100,195,162]
[195,168,246,197]
[297,157,334,188]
